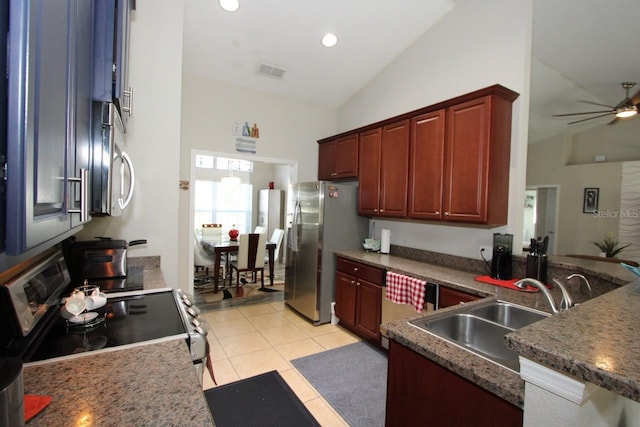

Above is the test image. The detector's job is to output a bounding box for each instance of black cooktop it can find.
[26,291,186,362]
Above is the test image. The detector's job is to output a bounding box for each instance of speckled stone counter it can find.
[335,249,639,408]
[128,256,168,290]
[506,281,640,403]
[23,339,214,426]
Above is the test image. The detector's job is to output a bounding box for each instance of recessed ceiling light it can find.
[219,0,239,12]
[321,33,338,48]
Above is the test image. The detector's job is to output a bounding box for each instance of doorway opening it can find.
[187,149,297,295]
[523,185,559,254]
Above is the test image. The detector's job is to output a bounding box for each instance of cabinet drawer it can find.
[336,258,385,285]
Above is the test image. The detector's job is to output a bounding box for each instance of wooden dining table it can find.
[200,237,276,293]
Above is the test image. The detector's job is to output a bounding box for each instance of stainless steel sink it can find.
[471,301,548,329]
[408,299,549,372]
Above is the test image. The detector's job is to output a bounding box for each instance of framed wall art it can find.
[583,188,599,213]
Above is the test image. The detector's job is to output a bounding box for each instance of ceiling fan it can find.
[553,82,640,125]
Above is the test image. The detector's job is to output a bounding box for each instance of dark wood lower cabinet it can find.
[386,340,523,427]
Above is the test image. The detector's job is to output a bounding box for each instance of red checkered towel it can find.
[386,271,426,312]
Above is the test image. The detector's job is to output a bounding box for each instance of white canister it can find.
[380,229,391,254]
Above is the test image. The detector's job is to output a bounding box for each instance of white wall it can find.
[178,75,336,289]
[77,0,185,287]
[338,0,533,258]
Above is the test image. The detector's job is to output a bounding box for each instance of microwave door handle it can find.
[119,151,135,210]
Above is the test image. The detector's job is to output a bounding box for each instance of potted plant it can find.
[591,233,631,258]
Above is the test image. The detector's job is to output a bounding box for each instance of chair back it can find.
[202,224,223,240]
[269,228,285,263]
[254,226,266,234]
[237,233,267,269]
[194,235,215,267]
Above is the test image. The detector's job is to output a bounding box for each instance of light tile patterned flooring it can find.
[201,300,361,426]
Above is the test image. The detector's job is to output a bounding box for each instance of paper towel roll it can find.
[380,229,391,254]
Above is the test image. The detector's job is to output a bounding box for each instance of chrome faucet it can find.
[567,273,593,295]
[515,278,560,314]
[551,278,574,310]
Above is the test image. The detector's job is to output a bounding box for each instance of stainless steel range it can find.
[0,250,210,382]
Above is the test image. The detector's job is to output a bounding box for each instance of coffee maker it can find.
[491,233,513,280]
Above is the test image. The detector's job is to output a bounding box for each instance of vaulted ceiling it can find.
[182,0,640,142]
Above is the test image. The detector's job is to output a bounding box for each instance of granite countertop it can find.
[506,281,640,403]
[128,256,167,290]
[335,249,639,407]
[24,339,215,426]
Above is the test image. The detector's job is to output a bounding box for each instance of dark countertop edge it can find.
[505,282,640,403]
[336,249,639,404]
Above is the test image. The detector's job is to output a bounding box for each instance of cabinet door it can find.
[335,271,357,326]
[93,0,133,129]
[358,128,382,215]
[318,140,336,180]
[386,340,523,427]
[70,0,93,229]
[409,111,445,219]
[443,97,491,223]
[335,134,359,178]
[6,0,74,254]
[379,120,409,218]
[438,286,480,309]
[355,279,382,341]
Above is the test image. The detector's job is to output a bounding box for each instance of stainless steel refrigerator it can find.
[285,181,368,324]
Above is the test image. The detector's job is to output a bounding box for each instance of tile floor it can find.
[201,300,361,426]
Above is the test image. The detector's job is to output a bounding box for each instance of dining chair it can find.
[230,233,267,288]
[267,228,285,263]
[193,234,223,286]
[202,224,223,240]
[254,226,266,234]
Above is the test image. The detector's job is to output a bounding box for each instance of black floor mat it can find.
[257,287,280,293]
[205,370,319,427]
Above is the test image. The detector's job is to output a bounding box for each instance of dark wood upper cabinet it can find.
[443,94,513,225]
[358,121,409,218]
[320,84,518,226]
[317,133,359,180]
[357,128,382,215]
[408,110,446,219]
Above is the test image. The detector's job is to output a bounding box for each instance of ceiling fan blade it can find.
[631,88,640,106]
[579,100,615,108]
[607,117,619,126]
[567,112,615,125]
[553,110,613,117]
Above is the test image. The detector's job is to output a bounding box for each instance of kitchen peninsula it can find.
[336,248,640,426]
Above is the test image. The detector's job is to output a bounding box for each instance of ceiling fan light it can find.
[219,0,239,12]
[616,107,638,119]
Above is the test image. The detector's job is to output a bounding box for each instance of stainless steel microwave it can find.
[90,102,135,216]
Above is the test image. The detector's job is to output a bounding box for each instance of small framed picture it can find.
[583,188,599,213]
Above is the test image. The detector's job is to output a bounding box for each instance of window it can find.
[195,154,253,173]
[194,180,253,234]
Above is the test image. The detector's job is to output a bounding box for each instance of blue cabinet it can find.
[5,0,92,256]
[93,0,134,130]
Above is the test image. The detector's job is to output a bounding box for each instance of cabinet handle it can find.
[374,208,378,213]
[122,87,133,117]
[351,280,356,285]
[435,211,440,215]
[331,172,337,177]
[353,267,359,272]
[356,281,360,287]
[68,168,90,222]
[444,211,449,216]
[380,209,384,213]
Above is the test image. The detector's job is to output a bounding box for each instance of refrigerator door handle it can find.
[290,200,301,252]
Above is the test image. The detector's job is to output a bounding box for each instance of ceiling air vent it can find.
[257,63,286,79]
